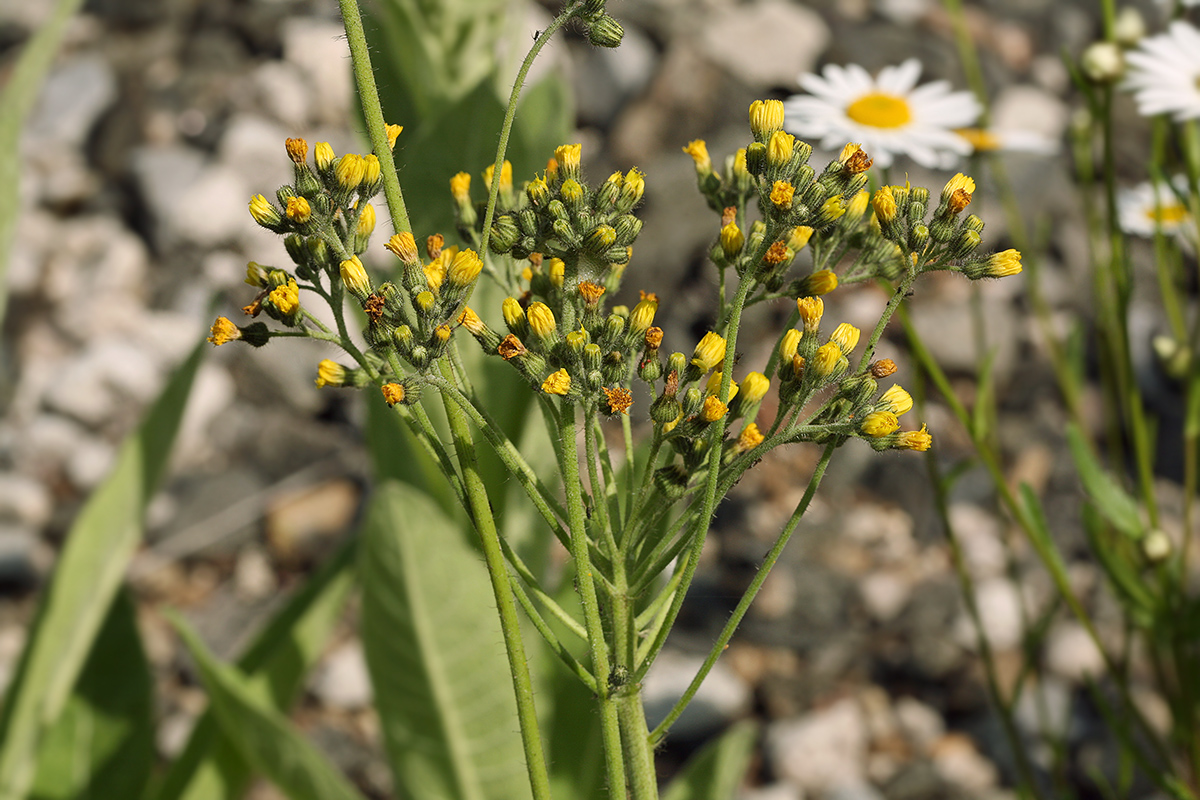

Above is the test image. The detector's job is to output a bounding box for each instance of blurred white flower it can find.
[1123,21,1200,120]
[783,58,981,169]
[955,127,1060,156]
[1117,176,1196,250]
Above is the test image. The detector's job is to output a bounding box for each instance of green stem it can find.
[437,361,553,800]
[618,691,659,800]
[336,0,411,235]
[559,401,627,799]
[648,442,835,744]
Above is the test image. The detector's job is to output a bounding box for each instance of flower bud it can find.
[527,302,557,340]
[617,167,645,212]
[720,222,745,260]
[779,328,802,361]
[860,411,900,437]
[340,256,371,299]
[629,297,658,335]
[691,331,726,372]
[542,368,572,395]
[749,99,784,138]
[249,194,282,229]
[1081,41,1124,83]
[314,142,335,171]
[447,249,483,287]
[767,130,795,169]
[740,372,770,405]
[362,154,381,190]
[335,153,366,189]
[385,123,404,150]
[830,323,860,355]
[587,13,624,47]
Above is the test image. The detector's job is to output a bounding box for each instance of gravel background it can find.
[0,0,1192,798]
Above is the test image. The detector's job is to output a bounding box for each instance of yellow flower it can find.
[844,190,869,223]
[415,290,435,313]
[830,323,860,355]
[860,411,900,437]
[622,167,646,206]
[740,372,770,405]
[630,297,658,333]
[207,316,241,345]
[434,324,452,343]
[285,137,308,164]
[381,382,406,406]
[770,180,795,209]
[450,172,471,203]
[736,422,765,452]
[812,342,843,379]
[682,139,711,173]
[878,385,913,415]
[986,249,1023,277]
[720,222,744,259]
[356,203,376,236]
[787,226,813,252]
[385,232,419,263]
[362,154,381,186]
[942,172,976,200]
[700,396,728,423]
[541,368,572,395]
[691,331,727,372]
[705,372,739,401]
[554,144,582,172]
[820,195,847,223]
[502,297,525,330]
[872,186,897,223]
[447,249,483,287]
[804,270,838,296]
[315,359,346,388]
[314,141,335,170]
[245,262,269,287]
[285,197,312,225]
[749,99,785,136]
[269,280,300,316]
[335,153,366,188]
[733,148,749,182]
[896,424,932,451]
[459,306,486,335]
[340,255,371,297]
[603,386,634,415]
[547,258,565,288]
[767,130,794,167]
[248,194,280,227]
[779,329,801,361]
[560,178,584,206]
[796,296,824,332]
[527,302,557,339]
[385,123,404,150]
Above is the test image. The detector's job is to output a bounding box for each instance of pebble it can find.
[310,639,373,711]
[642,649,753,739]
[955,577,1024,652]
[699,1,830,88]
[858,570,913,623]
[0,524,44,587]
[265,479,361,564]
[948,503,1007,581]
[931,733,999,792]
[894,697,945,756]
[738,783,804,800]
[26,55,118,148]
[217,114,293,204]
[281,19,352,124]
[766,697,868,793]
[166,165,252,247]
[234,545,277,600]
[0,472,53,530]
[65,436,117,491]
[250,62,313,129]
[1043,621,1105,681]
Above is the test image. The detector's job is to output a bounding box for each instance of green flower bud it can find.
[587,13,624,48]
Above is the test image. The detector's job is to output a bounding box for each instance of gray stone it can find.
[766,697,868,793]
[0,472,53,529]
[26,55,117,148]
[217,114,293,204]
[948,503,1007,581]
[932,733,999,792]
[1044,621,1105,681]
[858,570,912,623]
[700,1,829,89]
[250,62,313,129]
[282,19,352,124]
[129,145,207,246]
[234,545,277,601]
[642,649,752,739]
[165,165,251,247]
[174,361,238,468]
[826,783,885,800]
[956,577,1024,652]
[574,23,658,127]
[310,640,373,711]
[991,85,1069,143]
[66,436,116,491]
[0,524,43,585]
[894,697,945,756]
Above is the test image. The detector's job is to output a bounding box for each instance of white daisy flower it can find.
[783,58,982,170]
[955,127,1060,156]
[1117,176,1197,249]
[1123,21,1200,121]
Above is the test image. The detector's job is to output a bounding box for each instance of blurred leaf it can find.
[1066,424,1143,540]
[1080,505,1154,625]
[0,0,86,332]
[971,348,998,443]
[172,617,366,800]
[29,590,154,800]
[150,537,356,800]
[661,720,758,800]
[0,342,205,799]
[360,481,532,800]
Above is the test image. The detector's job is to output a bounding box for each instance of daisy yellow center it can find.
[1147,202,1188,225]
[956,128,1000,152]
[846,92,912,129]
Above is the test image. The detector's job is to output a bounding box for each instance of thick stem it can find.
[437,361,553,800]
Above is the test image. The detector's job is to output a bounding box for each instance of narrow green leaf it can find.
[970,348,998,443]
[0,0,86,332]
[1066,424,1143,539]
[0,342,205,800]
[29,590,154,800]
[360,481,532,800]
[172,617,366,800]
[150,537,356,800]
[661,720,758,800]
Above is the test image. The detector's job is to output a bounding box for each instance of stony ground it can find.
[0,0,1191,798]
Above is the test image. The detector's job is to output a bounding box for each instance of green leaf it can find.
[365,389,458,518]
[29,590,154,800]
[0,342,205,800]
[149,537,356,800]
[172,617,366,800]
[360,481,532,800]
[0,0,86,332]
[661,720,758,800]
[1066,424,1143,540]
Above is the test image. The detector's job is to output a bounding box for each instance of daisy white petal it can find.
[784,59,981,170]
[1117,176,1197,251]
[1122,21,1200,121]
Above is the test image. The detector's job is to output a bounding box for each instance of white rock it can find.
[642,649,753,739]
[858,570,912,623]
[175,362,237,467]
[235,546,277,600]
[157,710,197,759]
[0,472,53,529]
[311,640,373,710]
[5,209,57,295]
[217,114,292,203]
[873,0,932,24]
[842,504,915,563]
[282,19,352,124]
[26,55,117,147]
[766,697,867,793]
[948,503,1007,580]
[17,415,89,475]
[251,62,312,129]
[825,783,885,800]
[700,1,829,89]
[1044,621,1105,681]
[66,436,116,491]
[738,783,804,800]
[1013,675,1071,740]
[932,733,999,792]
[894,696,944,755]
[130,145,208,245]
[165,165,251,247]
[956,577,1024,651]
